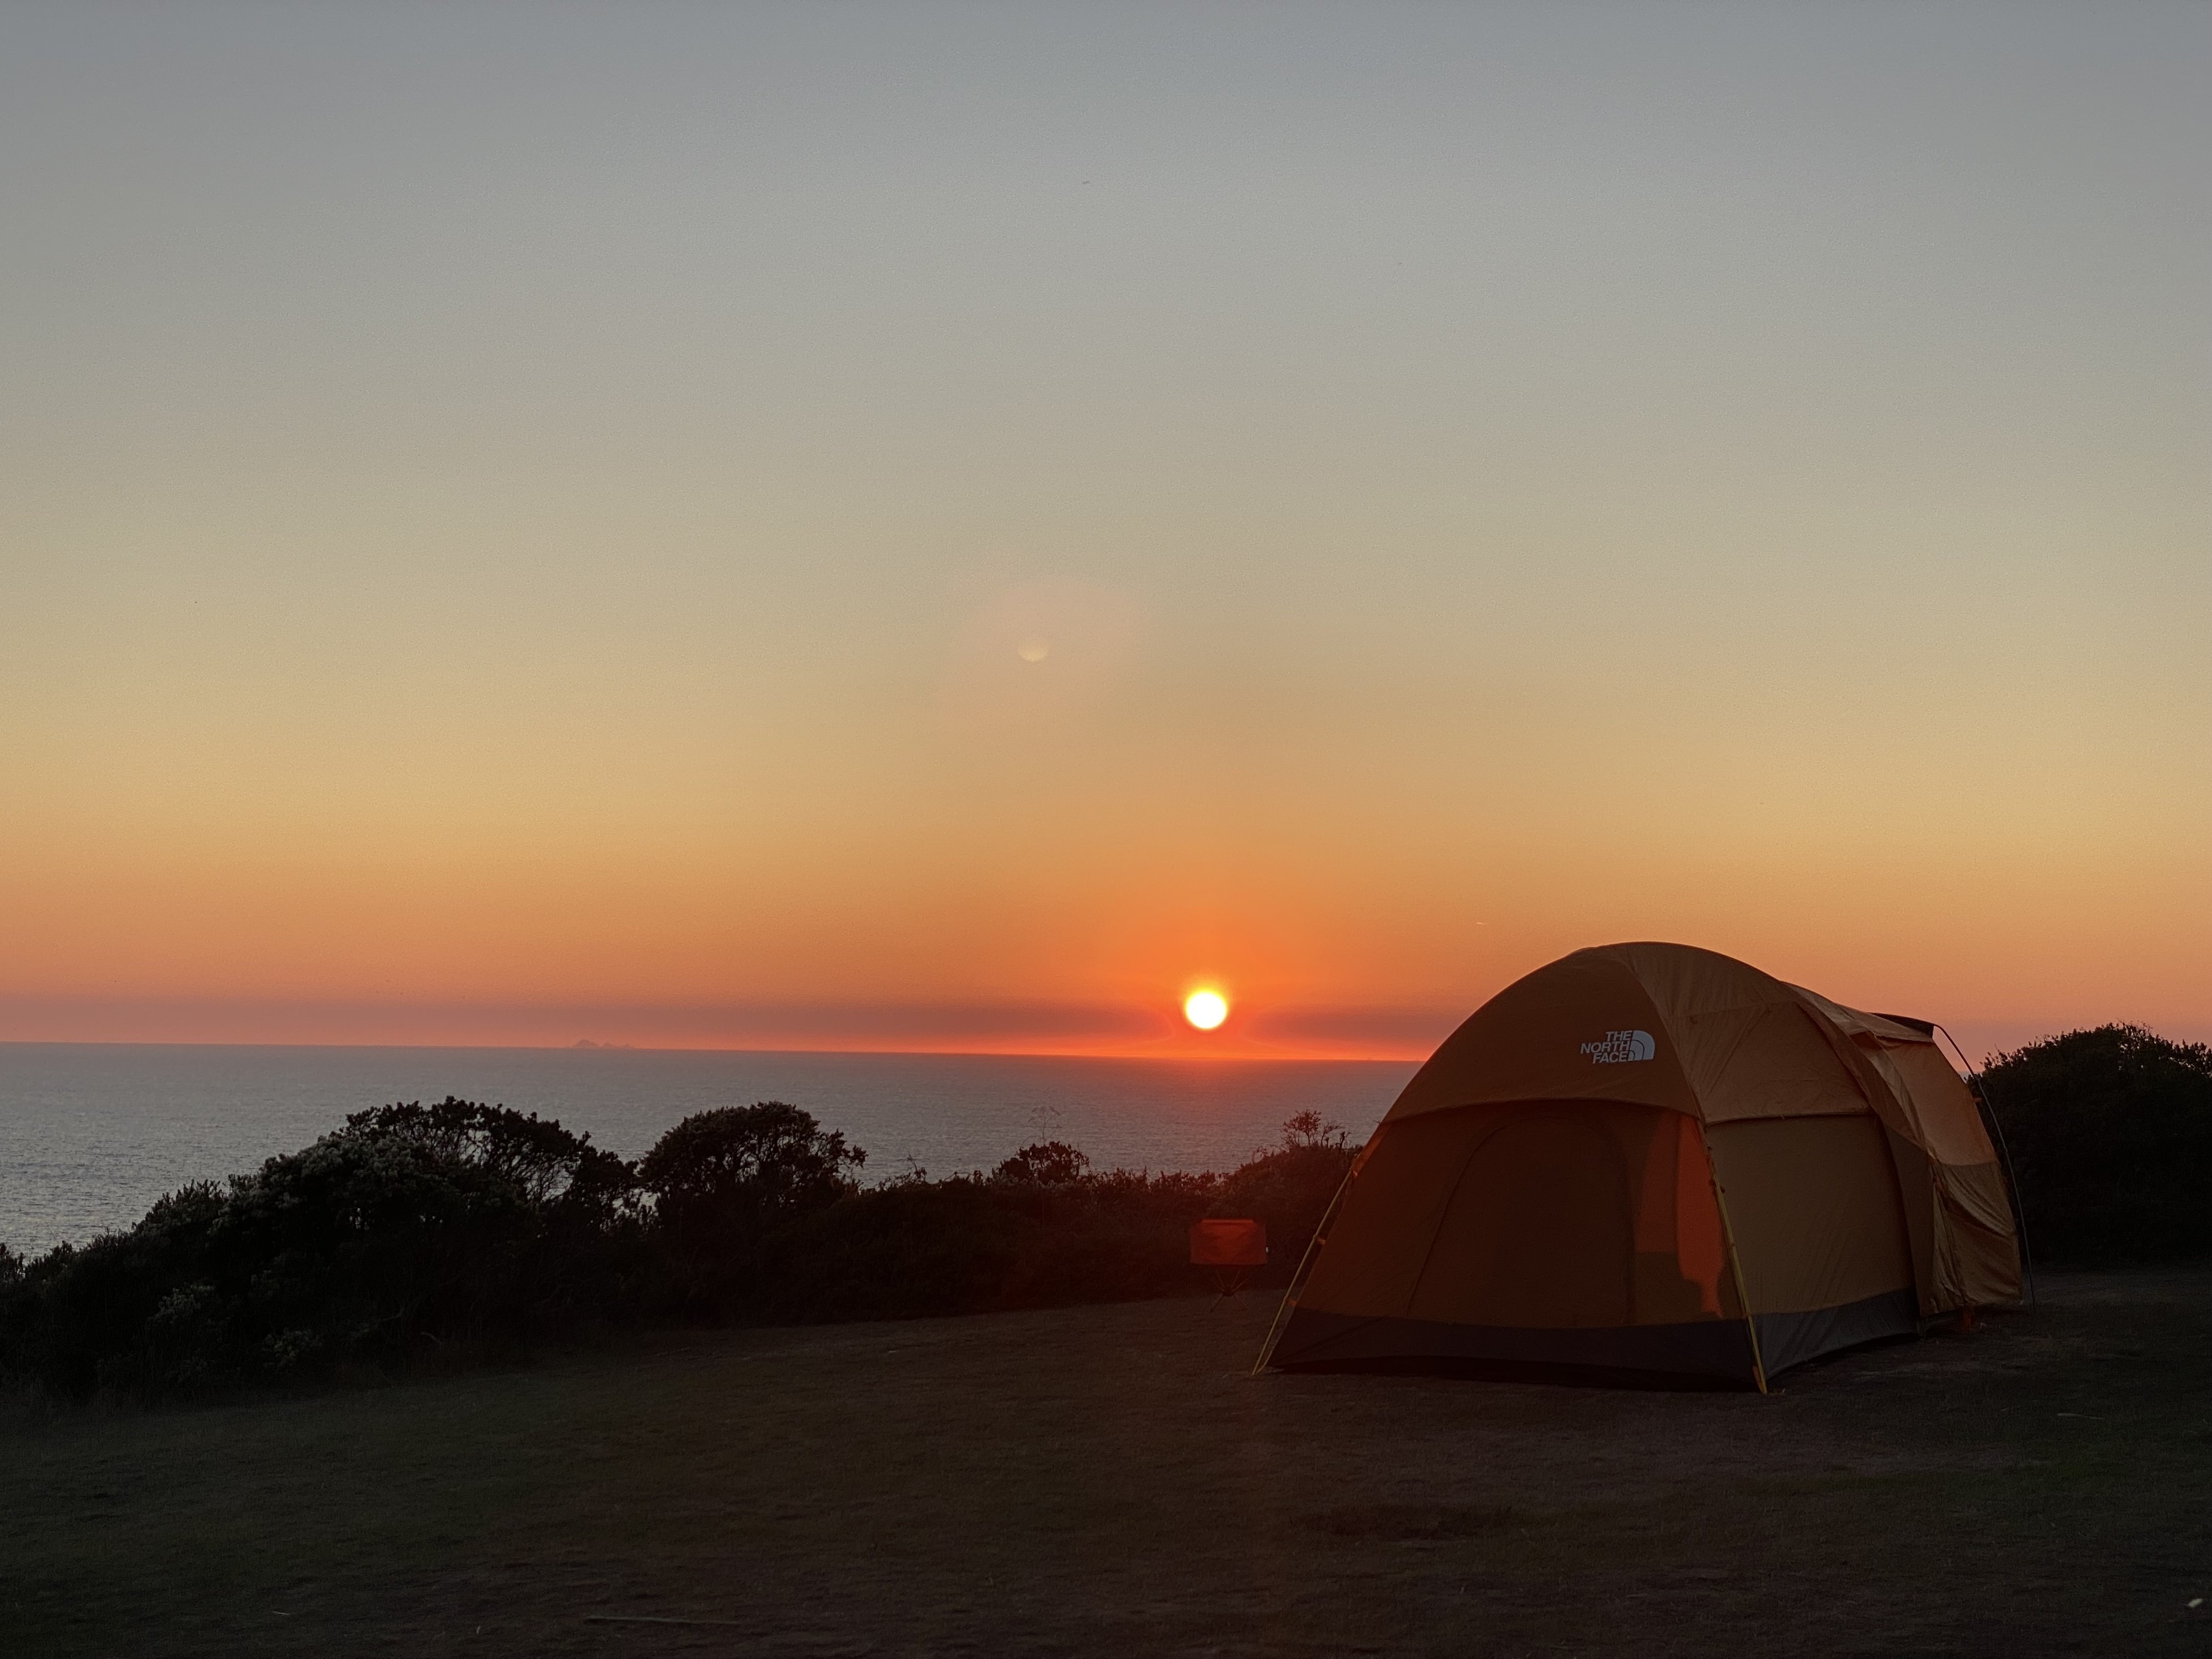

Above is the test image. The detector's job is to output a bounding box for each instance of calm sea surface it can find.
[0,1044,1414,1257]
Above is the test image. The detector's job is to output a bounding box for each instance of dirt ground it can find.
[3,1267,2207,1658]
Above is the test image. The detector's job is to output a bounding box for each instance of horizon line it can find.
[0,1033,1434,1064]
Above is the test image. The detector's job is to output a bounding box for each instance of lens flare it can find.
[1183,988,1229,1030]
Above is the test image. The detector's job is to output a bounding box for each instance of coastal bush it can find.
[0,1098,643,1399]
[0,1102,1357,1402]
[1979,1024,2212,1265]
[637,1102,867,1315]
[989,1139,1092,1186]
[1209,1111,1354,1275]
[773,1164,1212,1321]
[768,1116,1358,1321]
[641,1102,867,1223]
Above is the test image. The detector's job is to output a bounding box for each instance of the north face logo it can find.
[1581,1029,1656,1064]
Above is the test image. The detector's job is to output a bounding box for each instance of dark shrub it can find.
[0,1099,1364,1402]
[775,1167,1215,1321]
[1,1183,234,1398]
[641,1103,865,1224]
[1980,1024,2212,1265]
[1,1098,640,1399]
[1210,1112,1356,1277]
[768,1112,1359,1321]
[638,1103,866,1315]
[771,1177,1032,1320]
[990,1141,1093,1186]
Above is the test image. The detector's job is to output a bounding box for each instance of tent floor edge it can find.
[1269,1308,1761,1391]
[1279,1354,1754,1392]
[1752,1288,1922,1380]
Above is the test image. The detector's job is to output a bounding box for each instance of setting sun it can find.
[1183,989,1229,1031]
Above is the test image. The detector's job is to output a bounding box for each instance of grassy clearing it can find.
[3,1267,2207,1657]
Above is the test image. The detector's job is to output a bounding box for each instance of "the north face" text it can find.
[1580,1029,1656,1064]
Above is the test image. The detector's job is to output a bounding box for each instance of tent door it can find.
[1408,1113,1634,1329]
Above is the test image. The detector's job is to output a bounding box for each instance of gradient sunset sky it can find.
[2,4,2205,1060]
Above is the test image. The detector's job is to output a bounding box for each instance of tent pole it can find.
[1700,1128,1768,1394]
[1934,1022,2037,1311]
[1251,1155,1362,1376]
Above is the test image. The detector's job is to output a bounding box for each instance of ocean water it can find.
[0,1044,1414,1257]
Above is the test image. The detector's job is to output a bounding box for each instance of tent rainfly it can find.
[1256,942,2022,1390]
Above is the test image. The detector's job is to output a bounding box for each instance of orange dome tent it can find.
[1256,943,2022,1390]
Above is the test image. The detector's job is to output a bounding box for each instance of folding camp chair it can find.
[1190,1217,1268,1306]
